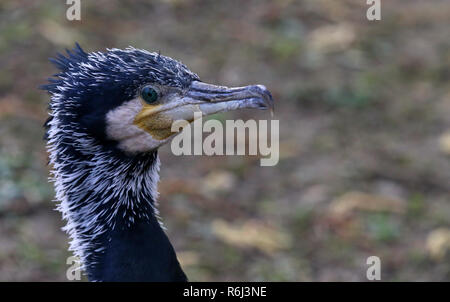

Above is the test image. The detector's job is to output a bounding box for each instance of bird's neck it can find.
[88,211,187,281]
[49,135,185,281]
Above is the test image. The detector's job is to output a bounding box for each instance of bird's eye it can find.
[141,86,159,104]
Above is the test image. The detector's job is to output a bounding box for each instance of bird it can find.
[43,44,273,282]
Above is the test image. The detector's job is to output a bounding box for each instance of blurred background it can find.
[0,0,449,281]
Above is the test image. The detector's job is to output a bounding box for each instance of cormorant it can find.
[43,44,273,282]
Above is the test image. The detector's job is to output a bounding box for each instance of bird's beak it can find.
[185,80,274,116]
[134,80,274,140]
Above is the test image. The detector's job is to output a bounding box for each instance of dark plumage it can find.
[43,44,273,281]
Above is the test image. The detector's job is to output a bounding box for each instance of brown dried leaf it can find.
[202,170,236,194]
[438,132,450,155]
[426,228,450,260]
[308,23,356,53]
[328,191,406,218]
[211,219,291,255]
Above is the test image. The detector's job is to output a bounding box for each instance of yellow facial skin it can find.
[134,98,200,141]
[134,103,175,140]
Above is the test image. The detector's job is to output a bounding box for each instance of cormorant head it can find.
[44,44,273,154]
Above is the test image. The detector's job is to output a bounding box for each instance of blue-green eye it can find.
[141,86,159,104]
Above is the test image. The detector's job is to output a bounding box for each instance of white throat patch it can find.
[106,98,168,153]
[47,104,163,273]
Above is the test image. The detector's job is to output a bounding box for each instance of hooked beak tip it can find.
[253,84,274,112]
